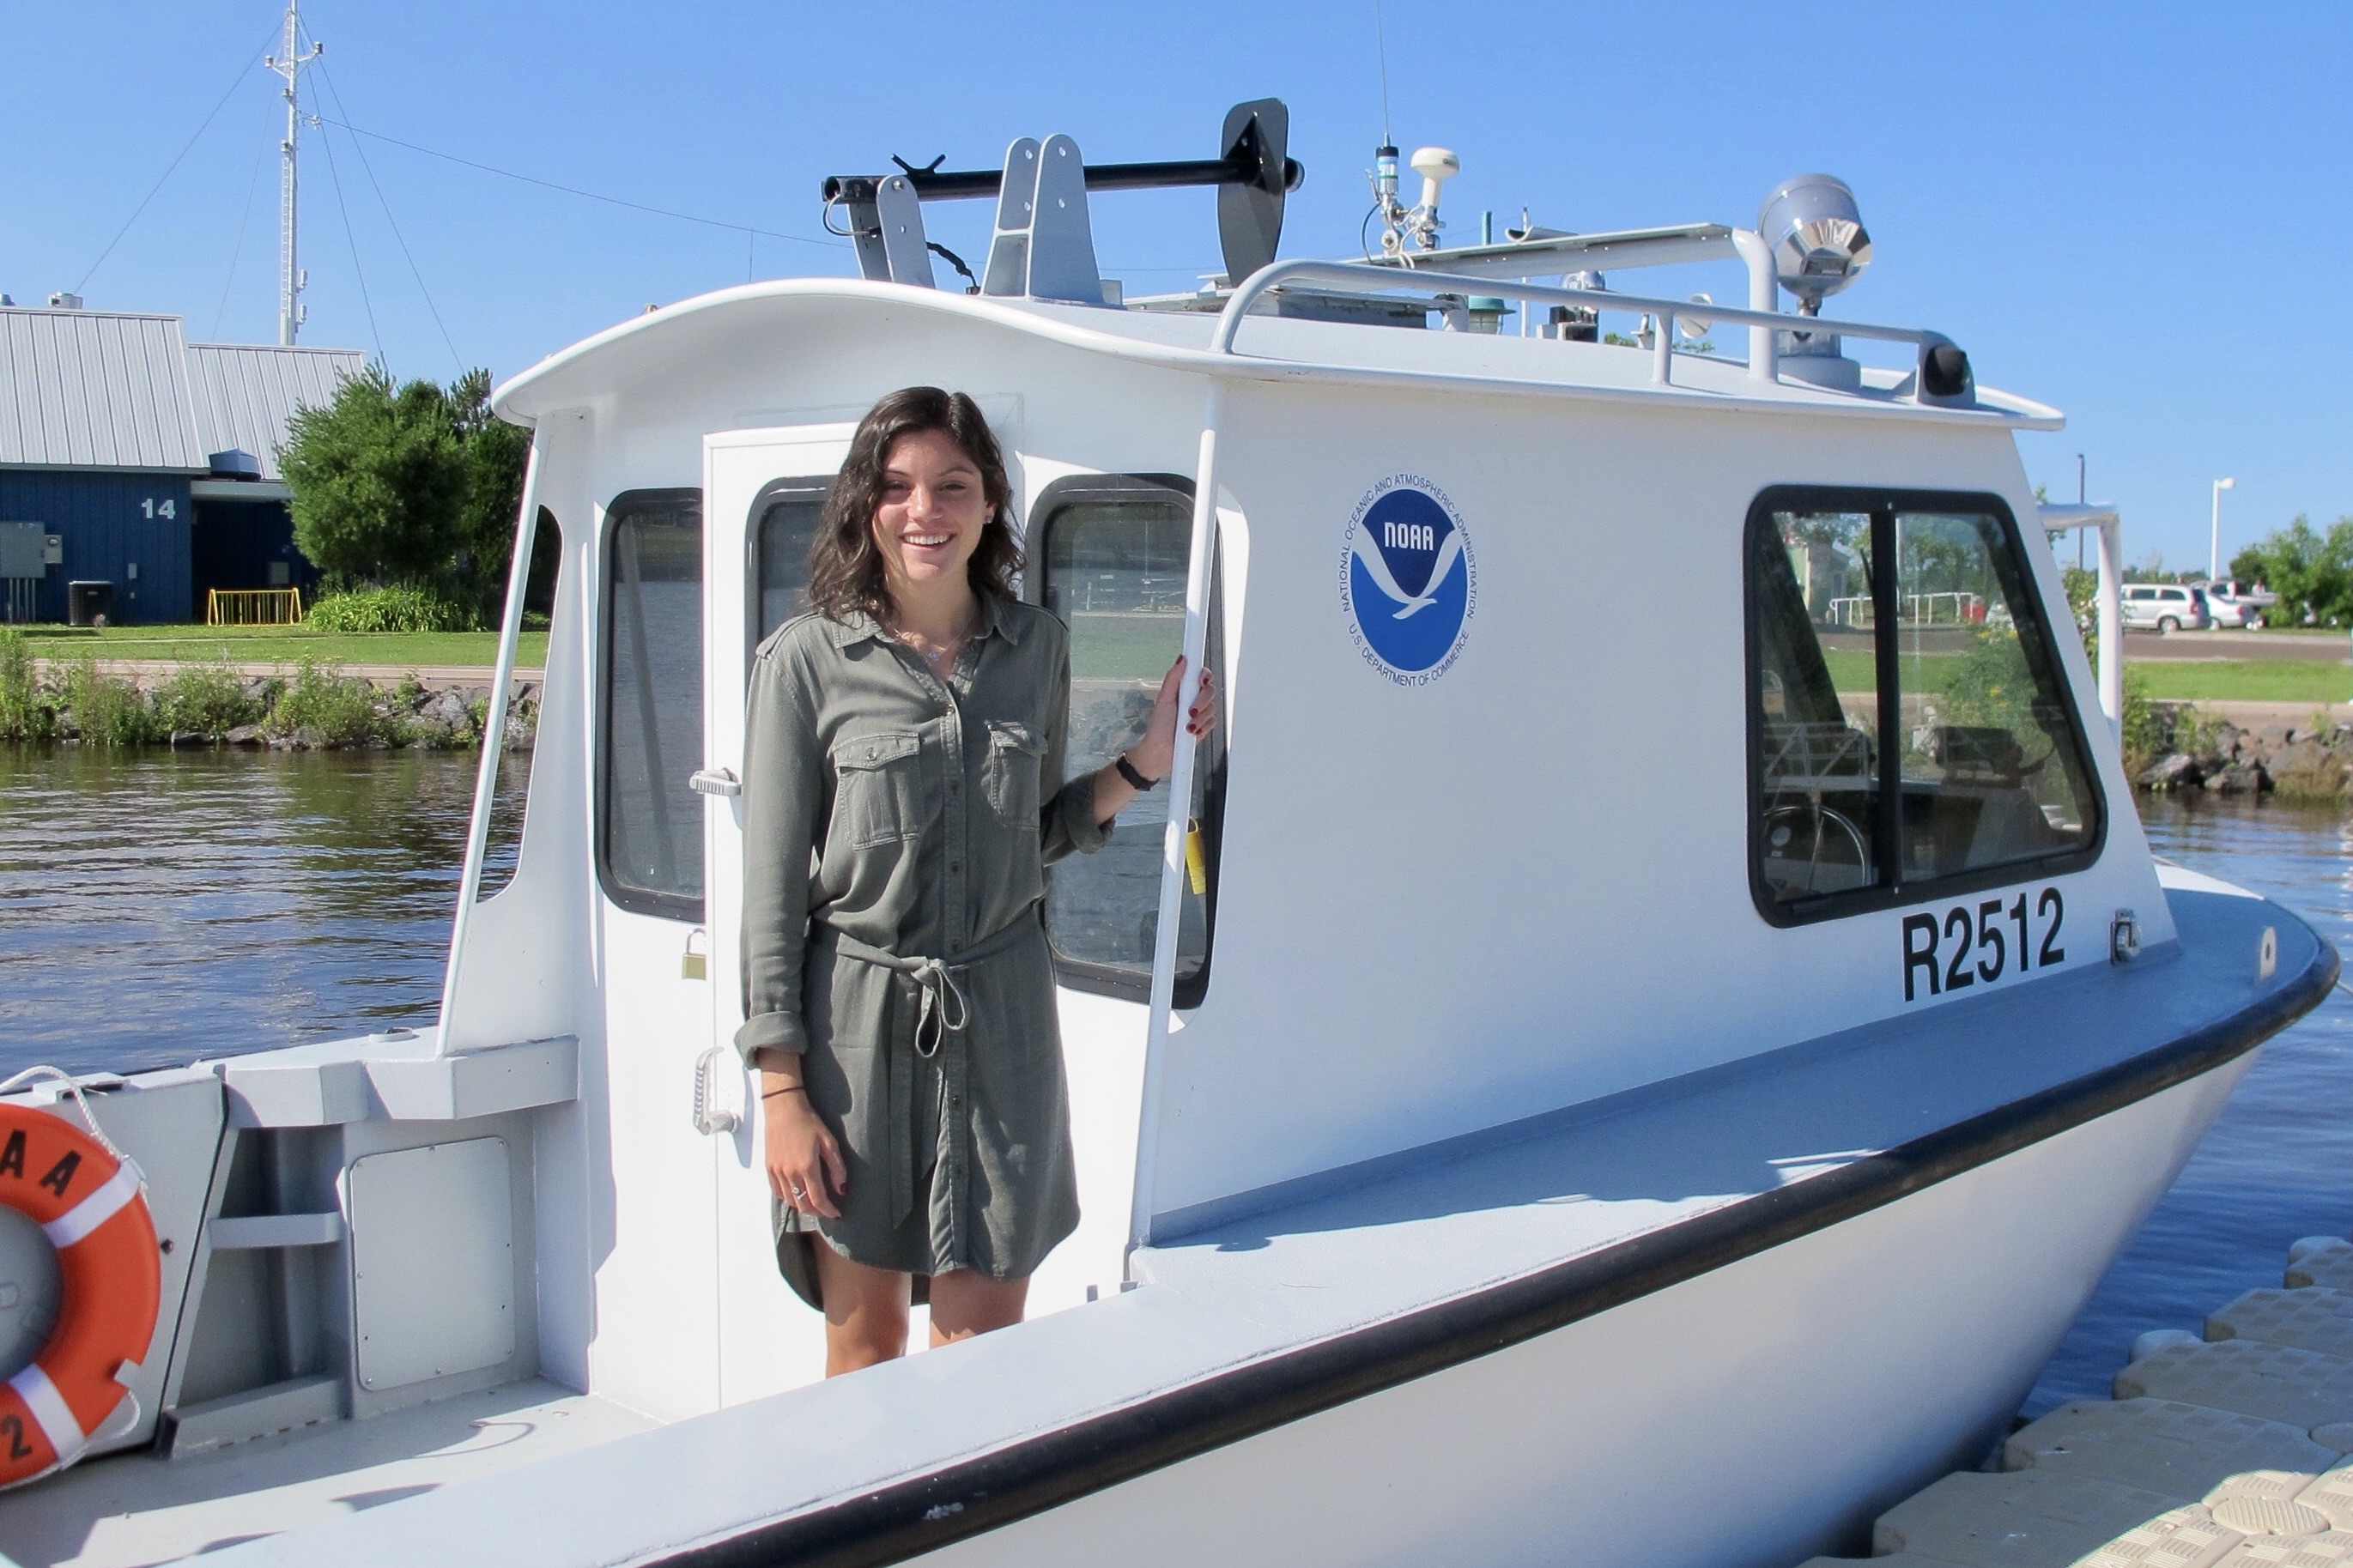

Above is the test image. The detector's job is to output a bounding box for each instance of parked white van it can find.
[2121,582,2212,633]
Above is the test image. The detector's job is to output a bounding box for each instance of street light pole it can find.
[2077,454,2087,569]
[2210,477,2237,581]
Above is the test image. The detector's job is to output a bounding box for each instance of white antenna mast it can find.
[265,1,322,346]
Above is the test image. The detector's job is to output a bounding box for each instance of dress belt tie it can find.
[823,911,1040,1227]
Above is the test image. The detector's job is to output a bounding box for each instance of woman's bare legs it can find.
[812,1253,1028,1372]
[928,1270,1028,1347]
[814,1245,911,1376]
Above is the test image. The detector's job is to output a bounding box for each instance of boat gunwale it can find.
[643,898,2339,1568]
[487,279,2065,433]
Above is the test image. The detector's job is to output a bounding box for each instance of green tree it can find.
[446,368,540,621]
[282,366,537,624]
[2230,515,2353,627]
[284,366,468,589]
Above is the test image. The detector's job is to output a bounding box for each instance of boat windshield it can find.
[1748,493,2101,923]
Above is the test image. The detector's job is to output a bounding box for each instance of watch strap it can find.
[1115,754,1159,792]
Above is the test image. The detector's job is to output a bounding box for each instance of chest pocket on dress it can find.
[830,730,924,850]
[982,719,1046,832]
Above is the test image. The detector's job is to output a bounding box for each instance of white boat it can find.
[0,100,2333,1568]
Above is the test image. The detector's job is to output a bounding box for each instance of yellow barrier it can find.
[206,588,305,627]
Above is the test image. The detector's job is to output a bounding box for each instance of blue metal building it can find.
[0,305,361,624]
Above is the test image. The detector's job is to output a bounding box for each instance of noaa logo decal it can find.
[1339,475,1477,685]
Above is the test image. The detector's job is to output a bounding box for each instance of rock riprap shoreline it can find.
[0,654,537,752]
[2132,702,2353,800]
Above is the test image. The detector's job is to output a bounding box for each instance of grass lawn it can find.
[1066,611,1182,681]
[11,624,547,669]
[1818,647,2349,704]
[2130,660,2353,704]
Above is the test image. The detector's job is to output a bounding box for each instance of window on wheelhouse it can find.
[752,478,828,647]
[600,488,704,922]
[1746,488,2101,925]
[1030,474,1221,1007]
[476,506,565,903]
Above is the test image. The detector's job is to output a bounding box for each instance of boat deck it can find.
[0,1381,653,1568]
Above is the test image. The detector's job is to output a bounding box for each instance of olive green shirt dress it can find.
[736,596,1110,1305]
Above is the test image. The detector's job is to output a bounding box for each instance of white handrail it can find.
[2040,503,2125,746]
[1210,259,1952,393]
[1729,227,1779,384]
[1129,380,1222,1251]
[437,439,545,1056]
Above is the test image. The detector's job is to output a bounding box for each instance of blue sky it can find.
[3,0,2344,573]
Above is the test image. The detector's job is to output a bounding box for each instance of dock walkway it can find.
[1804,1238,2353,1568]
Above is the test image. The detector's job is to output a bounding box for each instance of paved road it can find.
[2122,629,2351,663]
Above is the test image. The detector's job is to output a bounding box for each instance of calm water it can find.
[2024,797,2353,1414]
[0,748,2346,1414]
[0,747,523,1072]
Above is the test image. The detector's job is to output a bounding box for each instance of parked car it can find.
[2121,583,2211,633]
[2196,578,2277,629]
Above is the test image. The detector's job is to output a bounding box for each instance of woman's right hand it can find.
[764,1086,848,1220]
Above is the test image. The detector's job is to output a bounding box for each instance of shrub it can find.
[270,658,385,746]
[306,584,478,634]
[156,657,259,736]
[61,656,163,747]
[311,584,452,633]
[2230,516,2353,629]
[2118,673,2226,778]
[0,629,58,742]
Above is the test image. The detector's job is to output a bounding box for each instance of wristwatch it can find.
[1115,754,1159,791]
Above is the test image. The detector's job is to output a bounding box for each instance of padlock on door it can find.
[682,927,709,981]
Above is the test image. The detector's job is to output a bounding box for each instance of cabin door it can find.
[701,424,854,1402]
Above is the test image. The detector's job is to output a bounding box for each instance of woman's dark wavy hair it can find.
[808,387,1020,621]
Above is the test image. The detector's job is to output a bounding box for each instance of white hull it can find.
[924,1063,2247,1568]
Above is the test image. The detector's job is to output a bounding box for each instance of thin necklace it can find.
[896,601,976,672]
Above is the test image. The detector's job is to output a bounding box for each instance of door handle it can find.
[693,1046,740,1135]
[689,767,741,797]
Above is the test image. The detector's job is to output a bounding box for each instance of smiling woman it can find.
[736,386,1216,1379]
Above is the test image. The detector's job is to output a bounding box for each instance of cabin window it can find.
[751,478,828,647]
[1029,475,1222,1007]
[1746,487,2102,926]
[600,488,705,922]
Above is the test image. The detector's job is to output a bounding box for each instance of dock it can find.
[1804,1237,2353,1568]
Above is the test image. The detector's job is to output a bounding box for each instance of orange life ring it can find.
[0,1104,160,1488]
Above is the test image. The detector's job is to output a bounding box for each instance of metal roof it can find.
[0,308,364,478]
[186,342,365,481]
[0,308,206,470]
